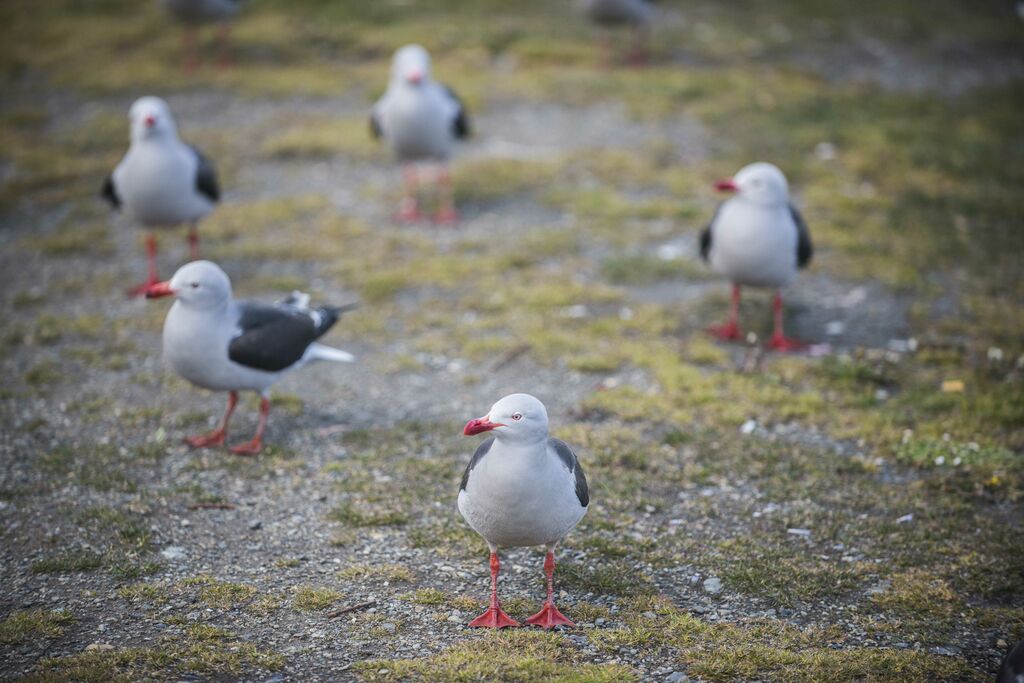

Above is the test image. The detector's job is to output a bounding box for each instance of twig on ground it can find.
[187,502,236,510]
[327,599,376,619]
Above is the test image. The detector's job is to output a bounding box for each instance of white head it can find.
[463,393,549,445]
[128,96,178,142]
[145,260,232,309]
[390,44,432,87]
[715,162,790,206]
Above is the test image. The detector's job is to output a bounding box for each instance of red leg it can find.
[707,283,743,341]
[766,291,807,352]
[229,396,269,455]
[128,234,161,297]
[185,391,237,448]
[468,551,520,628]
[182,27,199,74]
[397,165,421,222]
[216,22,233,69]
[434,165,458,225]
[525,551,574,629]
[627,26,650,66]
[187,222,200,261]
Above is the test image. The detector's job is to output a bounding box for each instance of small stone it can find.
[703,577,723,594]
[595,617,606,625]
[85,642,114,652]
[787,528,811,538]
[379,622,397,633]
[666,672,689,683]
[740,420,757,435]
[825,320,845,336]
[249,519,262,530]
[896,513,913,524]
[161,546,186,560]
[642,611,657,619]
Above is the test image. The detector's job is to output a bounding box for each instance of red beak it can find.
[406,70,423,85]
[463,416,504,436]
[145,281,175,299]
[714,178,739,192]
[144,115,156,128]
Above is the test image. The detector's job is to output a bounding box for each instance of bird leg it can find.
[627,25,650,66]
[398,165,421,222]
[182,27,200,74]
[229,396,270,455]
[216,22,233,69]
[707,283,743,341]
[525,550,574,629]
[766,291,807,352]
[187,222,200,261]
[128,234,161,297]
[468,551,520,628]
[185,391,238,448]
[434,165,458,225]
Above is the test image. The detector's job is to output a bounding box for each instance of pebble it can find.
[703,577,723,594]
[379,622,397,633]
[249,519,262,530]
[161,546,186,560]
[666,672,690,683]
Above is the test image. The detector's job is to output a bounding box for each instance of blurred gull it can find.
[371,45,470,224]
[102,97,220,296]
[580,0,656,64]
[699,162,813,351]
[161,0,244,71]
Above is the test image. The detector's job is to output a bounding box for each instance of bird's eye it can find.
[511,413,523,421]
[190,282,200,289]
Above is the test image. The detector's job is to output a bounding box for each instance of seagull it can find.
[160,0,244,72]
[370,44,470,224]
[998,639,1024,683]
[458,393,589,629]
[145,260,355,455]
[580,0,656,64]
[699,162,813,351]
[102,97,220,297]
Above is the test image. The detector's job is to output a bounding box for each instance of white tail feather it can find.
[307,343,355,363]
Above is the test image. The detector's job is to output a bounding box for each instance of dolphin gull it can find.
[146,260,355,455]
[580,0,656,64]
[102,97,220,296]
[699,162,813,351]
[370,44,470,224]
[161,0,244,71]
[459,393,589,629]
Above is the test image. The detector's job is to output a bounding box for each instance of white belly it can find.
[458,447,586,548]
[117,146,214,228]
[163,304,279,393]
[384,97,452,162]
[710,201,798,288]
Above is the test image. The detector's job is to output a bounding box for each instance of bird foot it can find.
[468,605,520,629]
[434,208,459,225]
[397,204,422,223]
[229,438,262,456]
[706,322,743,342]
[766,334,807,352]
[127,277,161,298]
[184,430,227,449]
[525,601,574,629]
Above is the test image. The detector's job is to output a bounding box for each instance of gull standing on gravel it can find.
[146,261,355,455]
[161,0,244,72]
[699,162,813,351]
[580,0,656,64]
[459,394,589,629]
[370,44,470,224]
[102,97,220,297]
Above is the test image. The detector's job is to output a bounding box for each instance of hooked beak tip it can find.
[144,115,156,128]
[463,417,501,436]
[714,179,738,192]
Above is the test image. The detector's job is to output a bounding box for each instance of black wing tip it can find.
[370,114,382,139]
[101,175,121,209]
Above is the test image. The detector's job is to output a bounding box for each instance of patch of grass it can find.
[180,576,259,610]
[329,502,409,527]
[0,609,75,644]
[401,587,447,606]
[556,559,655,597]
[261,116,377,160]
[600,253,687,285]
[358,630,636,682]
[292,585,343,611]
[31,550,104,575]
[337,563,414,583]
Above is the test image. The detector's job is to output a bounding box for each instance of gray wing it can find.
[460,437,494,492]
[189,145,220,203]
[442,84,470,139]
[549,438,589,507]
[789,203,813,268]
[369,110,382,139]
[101,173,121,209]
[699,203,723,262]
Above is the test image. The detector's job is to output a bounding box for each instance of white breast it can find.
[162,303,278,393]
[115,141,214,228]
[709,200,798,288]
[379,86,454,162]
[458,441,586,549]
